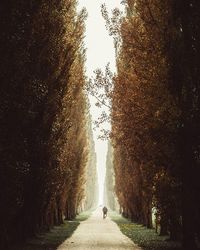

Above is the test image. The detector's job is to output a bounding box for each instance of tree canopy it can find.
[0,1,97,248]
[98,1,200,248]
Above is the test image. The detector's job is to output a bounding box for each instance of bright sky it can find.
[78,0,123,205]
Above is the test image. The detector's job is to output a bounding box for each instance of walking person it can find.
[102,206,108,219]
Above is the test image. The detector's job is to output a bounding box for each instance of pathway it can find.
[57,208,142,250]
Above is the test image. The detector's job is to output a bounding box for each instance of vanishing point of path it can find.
[57,208,142,250]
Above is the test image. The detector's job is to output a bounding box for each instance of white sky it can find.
[77,0,123,205]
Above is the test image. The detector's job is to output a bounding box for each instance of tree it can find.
[104,141,119,211]
[99,1,200,247]
[0,1,96,248]
[101,0,182,236]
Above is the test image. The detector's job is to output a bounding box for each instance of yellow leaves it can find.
[109,0,182,224]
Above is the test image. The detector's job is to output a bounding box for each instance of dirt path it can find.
[57,208,142,250]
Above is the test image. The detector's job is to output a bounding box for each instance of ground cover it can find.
[14,211,92,250]
[110,211,182,250]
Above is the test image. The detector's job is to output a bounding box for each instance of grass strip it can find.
[110,211,182,250]
[16,210,92,250]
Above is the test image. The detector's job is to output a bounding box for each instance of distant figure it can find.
[102,206,108,219]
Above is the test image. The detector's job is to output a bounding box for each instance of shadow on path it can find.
[14,212,91,250]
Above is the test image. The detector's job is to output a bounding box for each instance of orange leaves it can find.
[107,0,182,228]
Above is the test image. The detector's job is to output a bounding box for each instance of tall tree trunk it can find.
[160,214,168,236]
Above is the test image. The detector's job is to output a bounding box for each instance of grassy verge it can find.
[15,210,92,250]
[110,211,182,250]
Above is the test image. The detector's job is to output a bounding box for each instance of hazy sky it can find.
[77,0,123,205]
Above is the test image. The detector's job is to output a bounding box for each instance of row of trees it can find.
[83,115,99,211]
[0,1,97,248]
[110,0,181,234]
[97,0,200,248]
[104,141,119,211]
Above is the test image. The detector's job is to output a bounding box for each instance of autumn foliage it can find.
[104,141,119,211]
[100,0,200,248]
[0,1,97,248]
